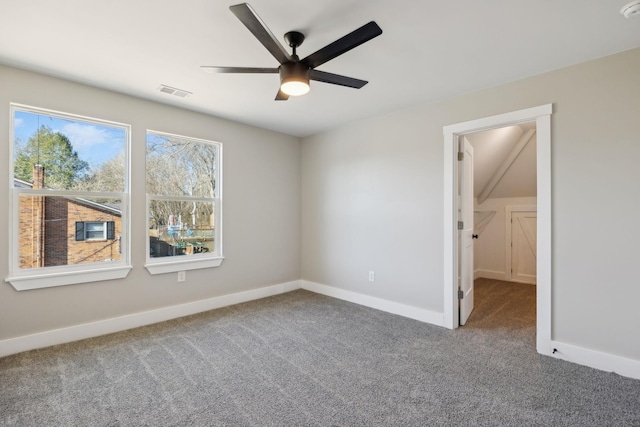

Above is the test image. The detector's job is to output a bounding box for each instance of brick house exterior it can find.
[18,165,122,269]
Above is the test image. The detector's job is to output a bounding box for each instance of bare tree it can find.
[146,135,217,232]
[74,151,125,193]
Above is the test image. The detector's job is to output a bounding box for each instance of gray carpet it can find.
[1,282,639,426]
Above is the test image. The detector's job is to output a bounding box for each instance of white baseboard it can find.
[8,279,637,382]
[550,340,640,380]
[0,280,302,358]
[301,280,444,327]
[474,269,507,281]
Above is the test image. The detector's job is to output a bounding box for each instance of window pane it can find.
[85,222,105,240]
[148,199,215,258]
[146,133,218,198]
[85,222,104,232]
[18,195,122,268]
[14,110,126,192]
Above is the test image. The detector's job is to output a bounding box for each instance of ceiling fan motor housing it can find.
[280,62,309,79]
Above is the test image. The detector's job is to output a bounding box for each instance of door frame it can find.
[506,206,537,283]
[443,104,552,356]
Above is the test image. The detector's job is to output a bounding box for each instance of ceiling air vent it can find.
[157,84,192,98]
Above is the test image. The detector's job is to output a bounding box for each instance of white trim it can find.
[504,205,537,282]
[145,256,224,275]
[302,280,444,327]
[474,269,507,281]
[443,104,553,357]
[550,341,640,380]
[535,113,552,355]
[0,280,302,358]
[443,105,552,135]
[443,131,457,330]
[6,265,132,291]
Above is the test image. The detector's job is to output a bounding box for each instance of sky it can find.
[13,110,126,170]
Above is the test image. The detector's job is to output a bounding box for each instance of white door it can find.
[459,139,474,325]
[511,211,537,284]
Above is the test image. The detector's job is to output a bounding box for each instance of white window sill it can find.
[145,256,224,275]
[6,265,132,291]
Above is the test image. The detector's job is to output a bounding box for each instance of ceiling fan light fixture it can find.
[621,0,640,17]
[280,62,310,96]
[281,78,310,96]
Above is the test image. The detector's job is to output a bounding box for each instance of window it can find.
[8,104,131,290]
[145,130,222,274]
[76,221,116,241]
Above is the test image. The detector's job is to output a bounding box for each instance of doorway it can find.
[443,104,552,356]
[466,123,538,286]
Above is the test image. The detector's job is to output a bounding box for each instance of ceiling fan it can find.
[201,3,383,100]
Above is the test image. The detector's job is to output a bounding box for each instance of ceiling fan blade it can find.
[201,66,278,74]
[229,3,292,64]
[309,69,368,89]
[275,89,289,101]
[302,21,382,69]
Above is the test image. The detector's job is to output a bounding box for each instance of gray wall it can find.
[301,48,640,360]
[3,47,640,363]
[0,65,301,340]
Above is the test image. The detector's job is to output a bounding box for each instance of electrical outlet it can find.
[177,271,186,282]
[368,271,375,282]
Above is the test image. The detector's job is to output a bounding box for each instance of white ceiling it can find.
[1,1,639,137]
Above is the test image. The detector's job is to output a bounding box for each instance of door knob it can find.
[472,234,478,239]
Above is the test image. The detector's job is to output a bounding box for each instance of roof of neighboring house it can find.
[14,178,32,189]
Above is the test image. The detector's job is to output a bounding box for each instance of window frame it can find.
[6,103,132,291]
[144,130,223,275]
